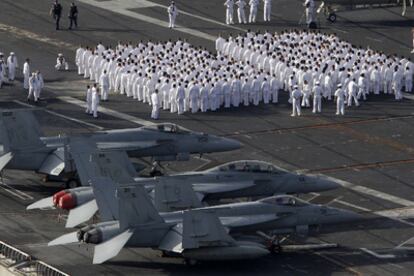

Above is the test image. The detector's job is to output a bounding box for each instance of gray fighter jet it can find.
[28,145,340,227]
[48,177,362,264]
[0,109,240,186]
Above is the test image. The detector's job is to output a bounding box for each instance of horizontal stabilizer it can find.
[93,229,133,264]
[48,231,79,246]
[26,196,54,210]
[70,139,137,185]
[0,152,13,171]
[158,224,184,253]
[38,148,65,176]
[192,181,255,194]
[66,199,98,228]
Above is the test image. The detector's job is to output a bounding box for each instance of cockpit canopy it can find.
[259,195,309,207]
[142,123,191,134]
[208,160,287,174]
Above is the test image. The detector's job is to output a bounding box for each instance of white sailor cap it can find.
[315,81,320,85]
[293,85,298,89]
[58,53,63,57]
[337,83,342,88]
[0,52,3,56]
[10,52,15,55]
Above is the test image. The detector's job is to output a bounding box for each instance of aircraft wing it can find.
[182,210,235,249]
[220,214,279,228]
[96,141,163,151]
[38,147,65,176]
[192,180,256,194]
[69,139,138,184]
[160,210,236,253]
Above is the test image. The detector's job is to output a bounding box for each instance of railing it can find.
[0,241,31,265]
[0,240,70,276]
[31,261,70,276]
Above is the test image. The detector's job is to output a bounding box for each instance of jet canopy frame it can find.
[259,195,309,207]
[142,123,191,134]
[209,160,288,174]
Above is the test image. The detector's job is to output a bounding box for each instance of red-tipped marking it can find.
[53,190,68,206]
[58,193,76,210]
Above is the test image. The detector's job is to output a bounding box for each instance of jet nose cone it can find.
[313,174,341,192]
[339,209,364,222]
[205,135,242,153]
[328,207,365,223]
[221,137,242,151]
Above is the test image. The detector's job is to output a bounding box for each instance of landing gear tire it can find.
[66,178,80,189]
[327,13,337,23]
[150,162,164,177]
[150,169,163,177]
[184,258,197,266]
[269,244,282,254]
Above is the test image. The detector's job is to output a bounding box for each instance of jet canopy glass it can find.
[142,123,190,134]
[259,195,309,207]
[209,160,287,174]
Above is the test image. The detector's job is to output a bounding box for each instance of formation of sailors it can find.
[74,29,412,118]
[75,39,280,119]
[216,29,412,115]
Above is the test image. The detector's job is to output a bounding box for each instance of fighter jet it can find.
[317,0,414,22]
[48,177,362,265]
[27,145,340,227]
[0,109,240,187]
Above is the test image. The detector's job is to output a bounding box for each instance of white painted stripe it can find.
[402,92,414,100]
[360,248,396,259]
[0,23,76,50]
[13,100,104,130]
[312,194,414,228]
[396,236,414,248]
[366,36,382,42]
[374,208,414,228]
[330,27,348,34]
[375,207,414,221]
[335,201,414,228]
[16,243,49,248]
[58,96,154,126]
[77,0,224,42]
[308,192,322,203]
[333,199,371,212]
[323,176,414,207]
[313,252,362,275]
[0,181,33,201]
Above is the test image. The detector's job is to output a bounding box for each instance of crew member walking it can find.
[68,2,78,30]
[51,0,63,30]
